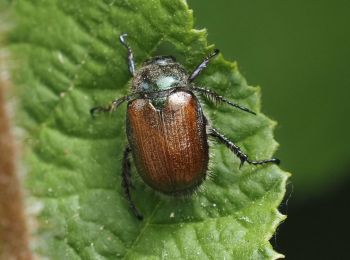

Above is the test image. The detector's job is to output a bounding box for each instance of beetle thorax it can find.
[131,56,188,93]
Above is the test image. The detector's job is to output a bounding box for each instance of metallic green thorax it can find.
[131,56,188,109]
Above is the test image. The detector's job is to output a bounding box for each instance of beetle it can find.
[91,34,280,220]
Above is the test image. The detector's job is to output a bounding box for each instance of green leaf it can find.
[6,0,289,258]
[188,1,350,199]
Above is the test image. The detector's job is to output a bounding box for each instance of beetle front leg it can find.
[119,33,136,76]
[209,128,280,168]
[188,49,219,82]
[192,87,256,115]
[122,146,143,220]
[90,95,130,118]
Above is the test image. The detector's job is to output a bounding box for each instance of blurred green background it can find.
[187,0,350,258]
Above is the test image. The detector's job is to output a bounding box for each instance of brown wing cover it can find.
[126,91,209,195]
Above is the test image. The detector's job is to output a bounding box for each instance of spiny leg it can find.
[188,49,219,82]
[90,34,135,117]
[192,87,256,115]
[119,33,136,76]
[209,128,280,168]
[90,95,130,117]
[89,87,182,117]
[122,146,143,220]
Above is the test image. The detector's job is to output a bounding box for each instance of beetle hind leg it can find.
[209,128,280,168]
[122,146,143,220]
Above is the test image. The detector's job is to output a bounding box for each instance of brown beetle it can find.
[91,34,279,220]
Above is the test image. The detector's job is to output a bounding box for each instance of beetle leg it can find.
[90,95,130,117]
[192,87,256,115]
[119,33,136,76]
[122,146,143,220]
[188,49,219,82]
[209,128,280,168]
